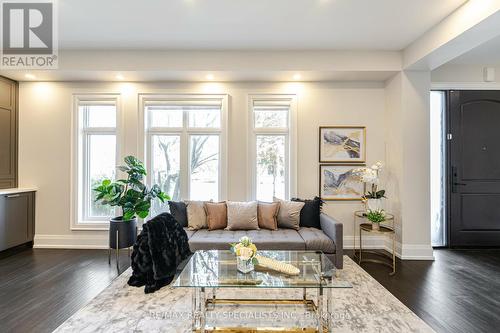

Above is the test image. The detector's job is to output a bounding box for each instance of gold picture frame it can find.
[319,126,366,163]
[319,164,365,201]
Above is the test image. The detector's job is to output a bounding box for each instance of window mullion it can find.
[182,110,190,200]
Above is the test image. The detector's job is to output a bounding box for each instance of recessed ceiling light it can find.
[25,73,36,80]
[293,73,302,80]
[205,74,214,81]
[115,74,125,80]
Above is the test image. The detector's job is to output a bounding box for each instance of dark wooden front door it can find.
[449,90,500,246]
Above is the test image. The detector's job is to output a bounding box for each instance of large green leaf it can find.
[93,156,165,220]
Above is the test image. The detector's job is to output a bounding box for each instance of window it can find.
[73,96,120,226]
[430,91,446,247]
[143,95,227,215]
[249,95,296,201]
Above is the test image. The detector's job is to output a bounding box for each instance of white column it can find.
[384,71,434,260]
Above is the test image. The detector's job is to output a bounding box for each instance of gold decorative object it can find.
[353,210,396,275]
[254,255,300,275]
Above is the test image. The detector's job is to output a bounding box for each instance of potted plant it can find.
[230,236,258,273]
[353,161,386,211]
[365,209,386,231]
[94,156,170,250]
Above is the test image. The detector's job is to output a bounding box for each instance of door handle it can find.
[453,182,466,186]
[5,194,21,198]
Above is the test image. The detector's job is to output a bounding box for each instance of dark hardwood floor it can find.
[346,249,500,333]
[1,248,499,333]
[0,248,131,333]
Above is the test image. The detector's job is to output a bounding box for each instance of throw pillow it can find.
[257,201,280,230]
[225,201,259,230]
[168,201,188,227]
[204,202,227,230]
[274,199,304,230]
[186,201,208,230]
[291,196,323,229]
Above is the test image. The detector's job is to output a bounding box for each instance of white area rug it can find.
[54,256,434,333]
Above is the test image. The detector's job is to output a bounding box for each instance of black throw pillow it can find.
[168,201,188,228]
[291,196,323,229]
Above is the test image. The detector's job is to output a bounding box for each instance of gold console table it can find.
[353,210,396,275]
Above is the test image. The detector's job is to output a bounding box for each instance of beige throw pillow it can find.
[204,202,227,230]
[225,201,259,230]
[274,199,304,230]
[257,201,280,230]
[186,201,208,230]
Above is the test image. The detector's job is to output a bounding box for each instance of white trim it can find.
[344,236,434,260]
[398,243,435,260]
[248,94,297,201]
[70,94,122,231]
[139,93,228,201]
[34,234,109,249]
[431,82,500,90]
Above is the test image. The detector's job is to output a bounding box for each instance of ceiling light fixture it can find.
[115,73,125,80]
[25,73,36,80]
[293,73,302,80]
[205,74,215,81]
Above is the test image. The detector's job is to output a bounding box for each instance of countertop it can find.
[0,188,37,195]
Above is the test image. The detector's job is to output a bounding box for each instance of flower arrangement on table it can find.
[352,161,386,211]
[230,236,258,273]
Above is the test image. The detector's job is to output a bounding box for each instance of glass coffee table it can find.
[173,250,351,333]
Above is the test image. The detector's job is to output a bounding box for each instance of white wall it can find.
[18,81,388,249]
[432,64,500,89]
[384,71,434,259]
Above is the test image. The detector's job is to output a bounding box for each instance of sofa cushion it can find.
[226,201,259,230]
[188,228,305,251]
[186,201,208,230]
[204,202,228,230]
[168,201,188,227]
[292,196,323,229]
[274,199,304,230]
[298,227,335,254]
[257,201,279,230]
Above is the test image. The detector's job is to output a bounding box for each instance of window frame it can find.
[139,94,228,202]
[248,94,297,201]
[71,94,122,230]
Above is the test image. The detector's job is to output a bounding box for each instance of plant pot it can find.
[237,256,254,273]
[109,217,137,249]
[371,222,380,231]
[366,198,383,212]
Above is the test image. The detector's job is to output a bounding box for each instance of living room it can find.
[1,1,500,332]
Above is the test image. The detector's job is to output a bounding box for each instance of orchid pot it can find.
[366,198,383,212]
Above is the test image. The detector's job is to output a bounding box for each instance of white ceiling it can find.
[448,34,500,65]
[59,0,466,51]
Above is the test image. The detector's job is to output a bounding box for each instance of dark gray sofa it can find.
[184,213,343,269]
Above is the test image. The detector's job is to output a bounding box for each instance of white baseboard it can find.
[399,243,435,260]
[344,236,434,260]
[34,234,108,249]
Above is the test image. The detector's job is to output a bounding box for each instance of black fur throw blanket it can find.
[127,213,192,293]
